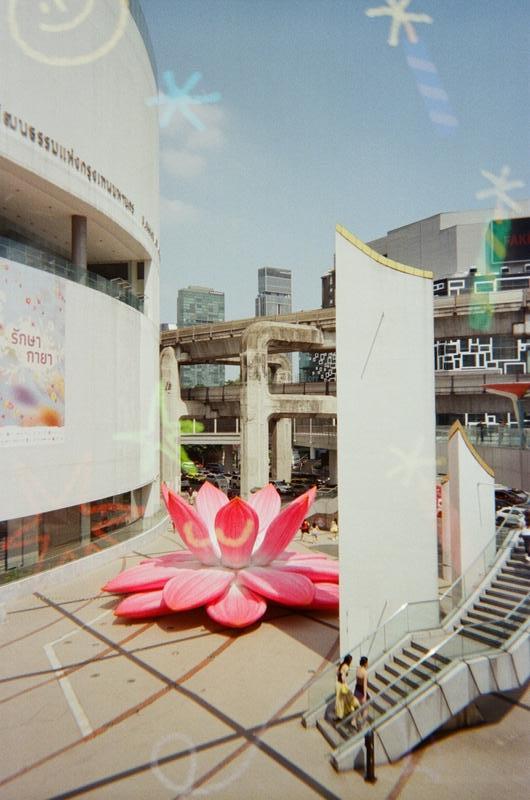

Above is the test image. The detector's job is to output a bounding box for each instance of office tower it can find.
[321,268,335,308]
[255,267,292,317]
[299,265,336,382]
[177,286,225,387]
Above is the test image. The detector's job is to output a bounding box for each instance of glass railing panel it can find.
[334,594,530,746]
[440,527,516,622]
[380,609,408,655]
[0,236,143,313]
[407,599,441,631]
[365,627,386,663]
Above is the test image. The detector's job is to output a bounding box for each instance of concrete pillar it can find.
[224,445,235,473]
[71,215,87,276]
[80,507,91,545]
[270,355,292,483]
[240,321,325,499]
[240,384,270,498]
[328,448,338,483]
[271,418,292,481]
[160,346,187,494]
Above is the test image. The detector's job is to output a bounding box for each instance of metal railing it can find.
[436,424,529,449]
[305,526,517,718]
[306,599,440,713]
[334,592,530,744]
[438,525,515,621]
[0,236,144,312]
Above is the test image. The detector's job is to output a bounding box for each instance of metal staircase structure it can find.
[303,531,530,770]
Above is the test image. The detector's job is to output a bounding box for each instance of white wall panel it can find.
[446,422,495,577]
[0,267,158,520]
[0,0,159,262]
[336,226,438,651]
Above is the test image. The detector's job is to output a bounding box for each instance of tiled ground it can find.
[0,527,528,799]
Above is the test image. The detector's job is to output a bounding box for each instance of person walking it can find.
[309,521,320,541]
[300,519,310,542]
[335,655,360,722]
[354,656,369,727]
[329,519,338,541]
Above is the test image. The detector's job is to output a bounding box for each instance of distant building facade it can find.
[299,265,336,382]
[368,204,530,278]
[255,267,292,316]
[177,286,225,387]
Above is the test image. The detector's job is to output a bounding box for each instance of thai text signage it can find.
[0,258,65,445]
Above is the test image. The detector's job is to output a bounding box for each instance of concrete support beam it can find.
[160,346,187,493]
[71,214,87,275]
[328,448,337,483]
[270,355,292,483]
[240,321,325,497]
[271,418,292,481]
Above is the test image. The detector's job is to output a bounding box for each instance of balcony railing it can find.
[0,236,144,313]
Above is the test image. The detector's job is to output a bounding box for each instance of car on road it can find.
[270,480,292,496]
[495,486,529,510]
[496,506,527,528]
[205,463,225,474]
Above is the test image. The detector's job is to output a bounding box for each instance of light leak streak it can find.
[402,37,458,137]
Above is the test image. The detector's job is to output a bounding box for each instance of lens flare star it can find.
[365,0,433,47]
[476,166,525,216]
[147,71,221,131]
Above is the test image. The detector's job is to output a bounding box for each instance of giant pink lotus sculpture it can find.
[102,481,339,628]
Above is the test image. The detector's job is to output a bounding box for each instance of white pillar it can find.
[336,226,438,650]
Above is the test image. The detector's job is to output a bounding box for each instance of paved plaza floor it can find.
[0,526,528,799]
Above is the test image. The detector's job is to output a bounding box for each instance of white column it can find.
[336,226,438,650]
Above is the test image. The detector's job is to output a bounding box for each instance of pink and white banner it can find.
[0,258,65,445]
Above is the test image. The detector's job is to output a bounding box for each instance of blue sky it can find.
[142,0,529,323]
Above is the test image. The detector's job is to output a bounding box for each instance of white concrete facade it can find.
[369,204,530,278]
[0,3,160,526]
[445,422,495,580]
[336,226,438,651]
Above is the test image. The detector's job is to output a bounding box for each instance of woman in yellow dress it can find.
[335,655,360,721]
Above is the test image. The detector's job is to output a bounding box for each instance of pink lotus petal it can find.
[270,558,339,583]
[215,498,258,568]
[239,566,315,606]
[162,483,219,566]
[102,562,198,594]
[140,552,198,566]
[163,568,233,611]
[195,481,228,558]
[114,590,172,619]
[251,487,317,566]
[206,582,267,628]
[308,582,340,610]
[248,483,281,550]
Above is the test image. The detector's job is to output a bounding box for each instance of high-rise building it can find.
[177,286,225,387]
[299,265,336,382]
[321,268,335,309]
[255,267,292,316]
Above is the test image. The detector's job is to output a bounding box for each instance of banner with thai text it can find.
[0,258,65,445]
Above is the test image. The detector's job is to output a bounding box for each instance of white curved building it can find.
[0,1,161,575]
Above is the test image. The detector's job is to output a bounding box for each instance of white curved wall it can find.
[0,2,161,522]
[0,0,159,264]
[0,268,158,520]
[336,226,438,651]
